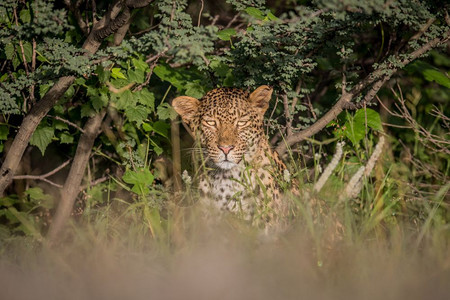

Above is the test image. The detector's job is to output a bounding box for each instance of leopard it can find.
[172,85,288,224]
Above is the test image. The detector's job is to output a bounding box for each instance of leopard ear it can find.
[172,96,200,125]
[249,85,273,114]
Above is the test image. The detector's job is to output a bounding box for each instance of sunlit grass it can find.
[1,139,449,299]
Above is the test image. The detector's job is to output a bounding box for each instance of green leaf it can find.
[122,168,154,194]
[0,125,9,140]
[111,90,136,110]
[0,73,8,82]
[30,125,54,155]
[132,58,150,72]
[354,108,383,132]
[245,7,265,20]
[152,121,170,138]
[7,207,43,239]
[153,64,184,89]
[59,132,74,144]
[91,89,109,111]
[80,103,95,118]
[217,28,237,41]
[111,68,127,79]
[12,55,20,70]
[4,43,15,60]
[137,88,155,110]
[39,84,51,98]
[422,69,450,88]
[406,60,450,88]
[75,77,86,86]
[53,120,69,130]
[25,187,54,209]
[19,9,31,23]
[143,121,170,139]
[125,105,149,126]
[22,42,32,63]
[96,65,110,83]
[128,68,145,84]
[266,11,279,21]
[344,108,383,146]
[157,103,177,121]
[185,82,205,99]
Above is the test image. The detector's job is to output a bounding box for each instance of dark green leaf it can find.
[30,125,54,155]
[153,64,184,89]
[4,43,15,60]
[125,105,149,125]
[128,68,145,84]
[96,66,110,83]
[0,125,9,140]
[25,187,54,209]
[112,90,136,110]
[59,132,74,144]
[91,90,109,111]
[22,42,32,63]
[132,58,150,71]
[245,7,265,20]
[53,120,69,130]
[19,9,31,23]
[80,103,95,118]
[137,88,155,110]
[422,69,450,88]
[185,82,205,99]
[122,168,154,194]
[217,28,237,41]
[157,103,177,120]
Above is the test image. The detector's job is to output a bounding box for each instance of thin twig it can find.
[197,0,204,27]
[13,159,72,188]
[282,94,293,137]
[48,115,85,133]
[79,175,110,191]
[225,13,240,29]
[13,8,30,75]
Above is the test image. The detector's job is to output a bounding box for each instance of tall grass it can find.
[1,134,449,299]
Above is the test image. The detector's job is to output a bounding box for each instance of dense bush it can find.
[0,0,448,249]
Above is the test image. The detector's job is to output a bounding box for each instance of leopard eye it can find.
[204,120,216,126]
[237,120,249,127]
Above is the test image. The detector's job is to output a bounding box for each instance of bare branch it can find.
[64,0,89,36]
[391,85,450,154]
[48,115,85,133]
[47,110,106,243]
[282,94,293,137]
[275,28,450,155]
[197,0,204,27]
[13,159,72,188]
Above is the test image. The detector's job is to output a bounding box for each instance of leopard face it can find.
[172,86,273,170]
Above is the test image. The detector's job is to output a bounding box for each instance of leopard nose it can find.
[218,145,235,155]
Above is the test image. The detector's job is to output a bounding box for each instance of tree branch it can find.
[47,110,106,243]
[64,0,89,36]
[0,0,154,197]
[275,29,450,155]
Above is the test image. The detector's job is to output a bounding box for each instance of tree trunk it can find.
[0,0,152,196]
[46,110,106,243]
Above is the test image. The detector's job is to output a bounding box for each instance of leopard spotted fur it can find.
[172,86,287,222]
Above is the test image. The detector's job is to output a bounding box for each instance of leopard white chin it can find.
[216,160,237,170]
